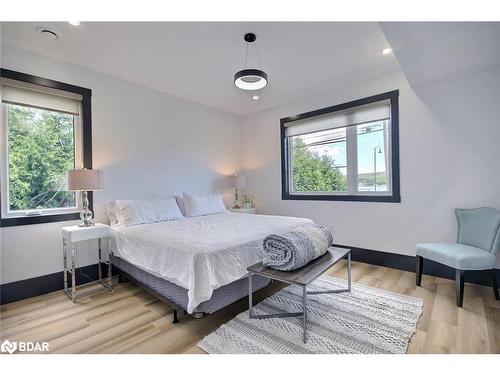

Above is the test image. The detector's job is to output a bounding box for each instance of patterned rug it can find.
[198,275,423,354]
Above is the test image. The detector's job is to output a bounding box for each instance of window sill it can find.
[0,212,81,227]
[281,194,401,203]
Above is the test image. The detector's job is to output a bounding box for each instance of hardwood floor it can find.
[1,260,498,354]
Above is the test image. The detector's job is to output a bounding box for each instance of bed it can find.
[110,212,313,321]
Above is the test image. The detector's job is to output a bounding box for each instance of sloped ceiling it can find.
[380,22,500,86]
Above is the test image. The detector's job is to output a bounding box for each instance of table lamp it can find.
[228,174,246,209]
[67,168,104,227]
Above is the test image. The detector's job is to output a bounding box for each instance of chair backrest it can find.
[455,207,500,254]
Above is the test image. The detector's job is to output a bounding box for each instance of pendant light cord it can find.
[256,43,262,68]
[244,38,262,69]
[244,41,249,68]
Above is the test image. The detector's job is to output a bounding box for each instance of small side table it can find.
[62,223,113,302]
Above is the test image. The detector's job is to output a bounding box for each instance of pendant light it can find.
[234,33,268,91]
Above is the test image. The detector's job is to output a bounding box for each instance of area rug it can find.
[198,275,423,354]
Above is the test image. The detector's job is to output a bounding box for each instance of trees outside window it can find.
[7,105,76,212]
[290,137,347,193]
[1,69,91,227]
[281,90,400,202]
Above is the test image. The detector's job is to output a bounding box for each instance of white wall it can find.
[241,67,500,268]
[2,45,499,286]
[0,46,243,284]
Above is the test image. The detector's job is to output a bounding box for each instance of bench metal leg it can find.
[302,285,307,344]
[248,272,253,318]
[247,250,352,345]
[249,271,303,320]
[307,252,352,295]
[347,251,351,292]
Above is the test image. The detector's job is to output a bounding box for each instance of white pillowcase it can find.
[103,201,119,226]
[116,200,157,226]
[182,192,227,217]
[107,198,184,226]
[175,194,186,216]
[155,198,184,221]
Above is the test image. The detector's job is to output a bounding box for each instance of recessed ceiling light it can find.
[68,21,80,26]
[252,95,260,100]
[382,48,392,55]
[36,27,62,40]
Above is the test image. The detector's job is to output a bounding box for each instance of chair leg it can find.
[492,269,499,300]
[456,269,465,307]
[416,255,423,286]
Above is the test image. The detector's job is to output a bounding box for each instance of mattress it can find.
[111,212,313,313]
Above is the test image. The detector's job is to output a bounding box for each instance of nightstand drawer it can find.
[62,223,110,242]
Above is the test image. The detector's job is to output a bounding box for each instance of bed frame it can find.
[111,254,271,323]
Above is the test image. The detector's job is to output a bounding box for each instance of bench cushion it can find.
[416,242,496,270]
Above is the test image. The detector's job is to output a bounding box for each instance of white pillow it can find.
[154,198,184,221]
[103,201,119,226]
[182,193,227,217]
[113,198,183,226]
[175,194,186,216]
[115,200,156,226]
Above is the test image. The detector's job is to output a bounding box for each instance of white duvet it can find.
[111,212,313,313]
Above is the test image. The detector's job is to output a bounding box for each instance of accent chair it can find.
[416,207,500,307]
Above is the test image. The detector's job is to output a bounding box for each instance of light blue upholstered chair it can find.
[416,207,500,307]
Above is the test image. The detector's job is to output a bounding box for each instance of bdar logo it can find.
[1,339,17,354]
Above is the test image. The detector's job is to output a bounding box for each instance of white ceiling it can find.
[1,22,399,116]
[380,22,500,86]
[4,22,499,116]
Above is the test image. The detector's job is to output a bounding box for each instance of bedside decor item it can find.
[67,168,104,227]
[234,33,268,91]
[240,194,254,209]
[228,174,246,209]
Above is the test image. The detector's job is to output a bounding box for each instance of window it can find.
[281,90,400,202]
[0,69,92,227]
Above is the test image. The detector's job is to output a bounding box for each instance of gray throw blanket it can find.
[262,224,334,271]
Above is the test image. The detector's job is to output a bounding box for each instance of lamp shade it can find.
[67,169,104,191]
[228,174,246,189]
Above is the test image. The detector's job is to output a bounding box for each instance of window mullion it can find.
[346,126,357,195]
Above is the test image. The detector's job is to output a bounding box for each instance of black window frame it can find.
[0,68,93,227]
[280,90,400,203]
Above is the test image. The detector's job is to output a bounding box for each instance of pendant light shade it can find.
[234,69,268,90]
[234,33,268,91]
